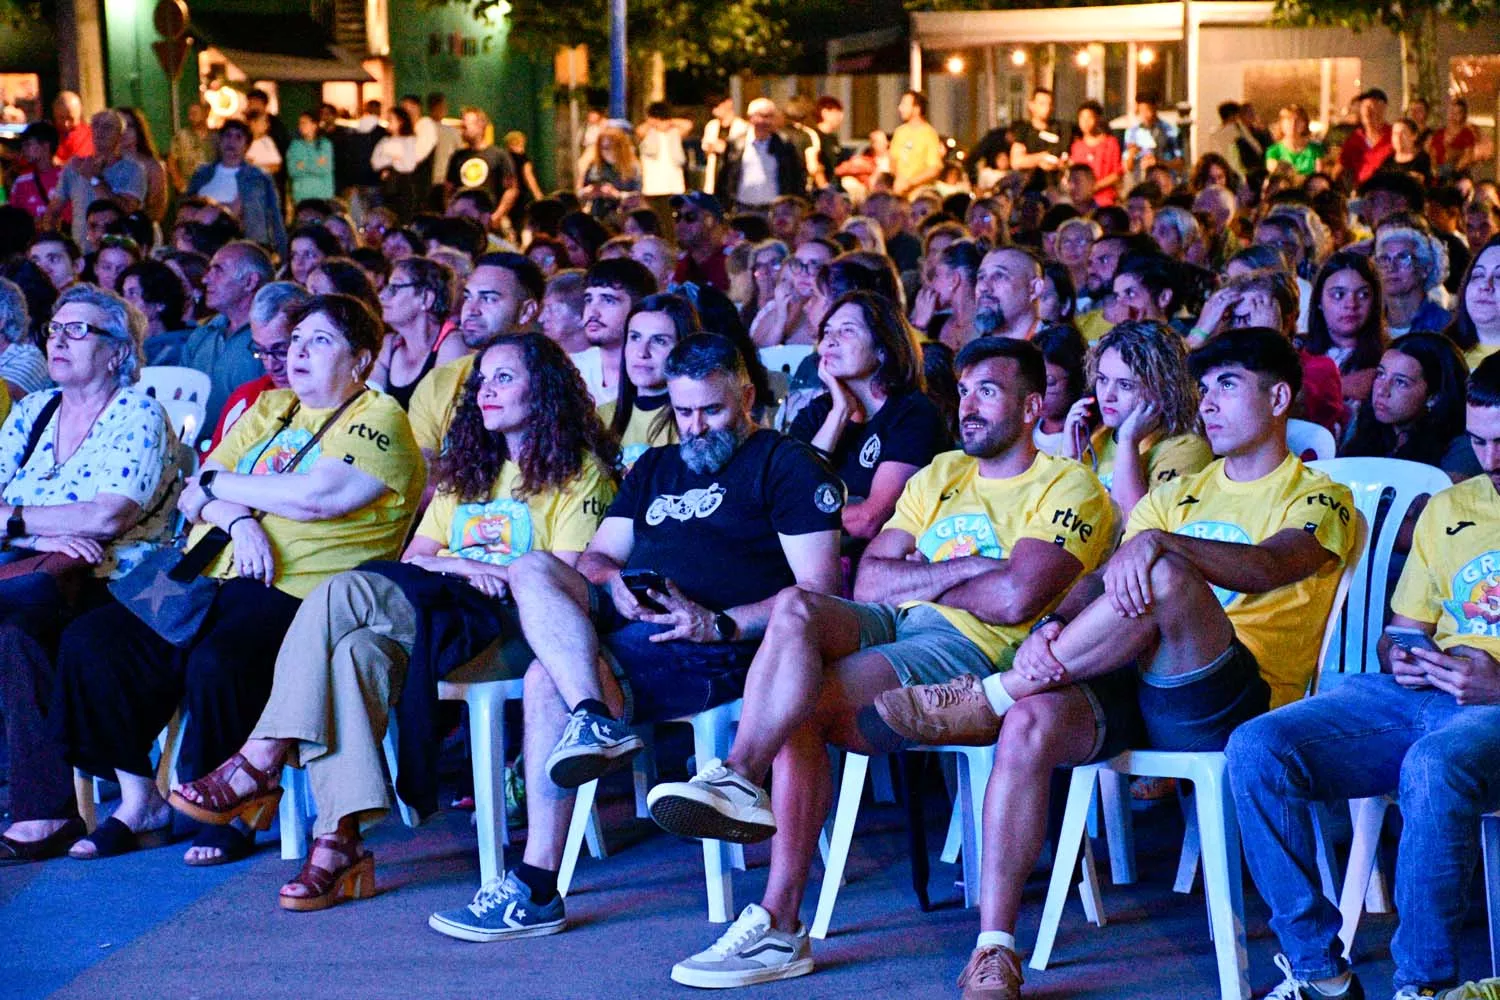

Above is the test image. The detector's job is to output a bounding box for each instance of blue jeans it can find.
[1225,673,1500,989]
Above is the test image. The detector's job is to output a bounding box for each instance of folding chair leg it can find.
[1098,770,1136,885]
[1175,789,1202,894]
[1077,836,1106,927]
[1338,796,1390,958]
[957,746,993,908]
[1483,813,1500,978]
[1192,761,1250,1000]
[558,779,597,898]
[633,737,657,820]
[811,752,869,940]
[1031,767,1098,971]
[467,688,506,887]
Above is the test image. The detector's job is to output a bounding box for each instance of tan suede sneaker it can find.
[957,944,1023,1000]
[875,674,1001,746]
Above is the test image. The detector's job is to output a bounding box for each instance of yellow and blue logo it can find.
[450,499,535,566]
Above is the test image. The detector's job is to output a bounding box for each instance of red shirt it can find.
[1429,126,1477,168]
[1299,349,1349,437]
[55,124,94,165]
[1070,135,1123,205]
[8,167,63,222]
[1338,125,1393,185]
[209,374,276,450]
[673,247,730,293]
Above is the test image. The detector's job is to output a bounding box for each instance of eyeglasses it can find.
[252,345,290,363]
[752,259,783,273]
[788,258,824,275]
[46,320,107,341]
[1374,251,1417,271]
[674,211,702,224]
[381,281,420,296]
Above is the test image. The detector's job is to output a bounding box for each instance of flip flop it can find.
[69,816,173,860]
[184,823,256,867]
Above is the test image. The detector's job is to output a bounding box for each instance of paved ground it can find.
[2,758,1493,1000]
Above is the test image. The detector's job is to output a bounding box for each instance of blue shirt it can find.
[181,315,261,428]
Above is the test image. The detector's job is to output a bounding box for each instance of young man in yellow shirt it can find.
[647,337,1114,989]
[890,90,945,197]
[1224,354,1500,1000]
[879,329,1359,999]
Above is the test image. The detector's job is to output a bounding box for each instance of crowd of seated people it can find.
[0,87,1498,1000]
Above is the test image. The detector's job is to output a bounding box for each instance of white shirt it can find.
[198,164,242,204]
[639,126,686,196]
[372,134,420,174]
[570,347,614,406]
[247,136,281,171]
[702,116,748,195]
[737,137,778,207]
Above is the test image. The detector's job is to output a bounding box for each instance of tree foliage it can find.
[428,0,798,82]
[1270,0,1497,36]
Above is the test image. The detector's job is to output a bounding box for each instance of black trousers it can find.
[53,577,301,787]
[0,572,109,821]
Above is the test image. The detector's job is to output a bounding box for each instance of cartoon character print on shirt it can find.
[621,442,651,468]
[858,435,882,469]
[646,483,725,525]
[1175,520,1251,606]
[918,512,1002,563]
[236,427,319,476]
[1443,551,1500,637]
[450,498,535,566]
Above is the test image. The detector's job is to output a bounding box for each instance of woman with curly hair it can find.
[170,332,618,911]
[1062,319,1213,515]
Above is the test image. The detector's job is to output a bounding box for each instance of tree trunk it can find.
[1397,8,1441,108]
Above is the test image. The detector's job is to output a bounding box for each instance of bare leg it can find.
[520,660,577,871]
[174,737,291,807]
[68,770,172,859]
[759,649,901,931]
[508,553,620,712]
[978,688,1099,934]
[725,589,867,785]
[280,813,363,900]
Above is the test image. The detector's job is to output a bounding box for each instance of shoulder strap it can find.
[19,394,63,470]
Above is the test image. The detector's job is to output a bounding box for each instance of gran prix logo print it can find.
[1444,551,1500,636]
[919,513,1002,562]
[646,484,725,525]
[1176,520,1251,606]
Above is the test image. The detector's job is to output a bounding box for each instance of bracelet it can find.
[1030,612,1069,635]
[226,514,255,535]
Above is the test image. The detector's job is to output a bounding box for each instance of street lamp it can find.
[946,54,966,75]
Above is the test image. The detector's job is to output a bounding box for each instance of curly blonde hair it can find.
[1088,320,1201,438]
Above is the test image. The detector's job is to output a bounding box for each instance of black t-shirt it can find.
[817,129,843,180]
[447,145,516,203]
[1011,120,1067,191]
[609,429,843,610]
[789,390,949,501]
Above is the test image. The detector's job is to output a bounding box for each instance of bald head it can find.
[975,247,1044,339]
[52,92,83,130]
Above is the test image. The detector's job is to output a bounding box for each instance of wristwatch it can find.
[1030,612,1068,635]
[7,503,24,539]
[199,469,218,499]
[713,610,739,642]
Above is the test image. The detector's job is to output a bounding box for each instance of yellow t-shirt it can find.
[0,380,10,428]
[1465,342,1499,373]
[1126,452,1358,707]
[1077,309,1113,344]
[890,121,944,186]
[417,454,616,564]
[1088,426,1214,492]
[194,388,426,598]
[599,395,677,470]
[408,354,476,454]
[1391,475,1500,658]
[885,450,1115,662]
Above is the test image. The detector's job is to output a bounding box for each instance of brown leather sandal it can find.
[168,752,283,831]
[279,835,376,912]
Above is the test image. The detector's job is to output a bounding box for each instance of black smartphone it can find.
[1383,626,1441,655]
[621,569,669,613]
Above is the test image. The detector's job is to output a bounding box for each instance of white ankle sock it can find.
[975,930,1016,952]
[1310,972,1352,996]
[980,674,1017,716]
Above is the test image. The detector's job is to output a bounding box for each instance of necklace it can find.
[36,391,116,482]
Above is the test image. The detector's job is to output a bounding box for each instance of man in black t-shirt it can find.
[444,106,517,233]
[1010,88,1068,192]
[427,334,843,944]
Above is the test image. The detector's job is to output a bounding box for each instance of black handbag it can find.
[109,391,363,645]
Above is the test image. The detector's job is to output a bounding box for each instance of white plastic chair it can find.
[277,720,414,860]
[1030,511,1365,1000]
[138,366,211,447]
[558,699,748,923]
[74,711,186,832]
[1287,418,1336,461]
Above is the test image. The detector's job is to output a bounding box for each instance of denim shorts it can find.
[843,600,1005,686]
[589,584,757,725]
[1080,637,1272,763]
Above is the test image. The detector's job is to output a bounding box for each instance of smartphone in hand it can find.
[1383,626,1441,655]
[621,569,669,613]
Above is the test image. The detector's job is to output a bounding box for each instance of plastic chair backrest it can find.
[1309,457,1453,686]
[138,366,211,445]
[158,398,204,447]
[1287,419,1336,461]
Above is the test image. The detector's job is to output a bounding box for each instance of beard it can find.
[958,414,1015,458]
[680,426,743,474]
[973,306,1005,336]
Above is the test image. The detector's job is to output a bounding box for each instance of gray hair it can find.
[841,216,886,255]
[665,332,747,383]
[223,240,276,288]
[53,284,146,387]
[249,281,312,327]
[1056,216,1102,245]
[428,246,474,283]
[1376,223,1449,294]
[1153,206,1202,247]
[0,278,30,346]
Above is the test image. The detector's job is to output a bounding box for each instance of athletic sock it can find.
[573,698,612,719]
[514,862,559,904]
[1309,972,1353,996]
[976,930,1017,952]
[979,674,1017,717]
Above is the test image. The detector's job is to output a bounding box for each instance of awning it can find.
[213,46,373,83]
[909,1,1276,49]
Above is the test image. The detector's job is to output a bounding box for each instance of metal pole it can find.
[609,0,627,120]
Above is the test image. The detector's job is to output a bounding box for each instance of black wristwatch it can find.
[199,469,218,499]
[6,503,24,539]
[1030,612,1069,635]
[713,610,739,642]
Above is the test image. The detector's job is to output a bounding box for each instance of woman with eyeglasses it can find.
[169,333,617,909]
[745,239,789,323]
[1373,221,1451,337]
[748,237,837,348]
[50,294,424,867]
[371,256,460,410]
[0,285,178,866]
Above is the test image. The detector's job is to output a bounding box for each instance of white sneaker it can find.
[646,758,776,843]
[671,903,813,989]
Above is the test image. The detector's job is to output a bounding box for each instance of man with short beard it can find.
[581,257,657,404]
[407,252,545,458]
[1077,232,1155,343]
[427,333,844,944]
[973,246,1046,341]
[644,337,1112,989]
